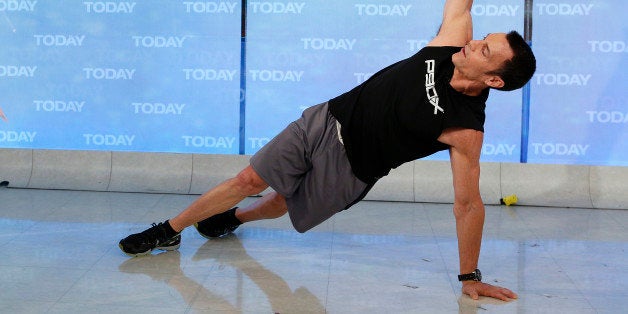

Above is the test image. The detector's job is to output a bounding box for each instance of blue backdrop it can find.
[1,0,626,166]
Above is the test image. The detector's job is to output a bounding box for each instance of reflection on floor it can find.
[0,188,625,313]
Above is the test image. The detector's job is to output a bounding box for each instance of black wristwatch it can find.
[458,269,482,282]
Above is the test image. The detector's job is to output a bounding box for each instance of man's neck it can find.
[450,68,487,97]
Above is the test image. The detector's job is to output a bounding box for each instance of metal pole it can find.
[239,0,247,154]
[520,0,533,163]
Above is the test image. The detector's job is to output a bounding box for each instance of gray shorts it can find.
[250,102,371,233]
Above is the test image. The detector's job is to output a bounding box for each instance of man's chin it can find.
[451,53,463,65]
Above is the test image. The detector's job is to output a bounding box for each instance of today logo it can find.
[586,111,628,124]
[34,35,85,47]
[83,1,136,13]
[184,1,237,14]
[132,36,187,48]
[248,70,303,82]
[0,131,36,142]
[302,38,356,50]
[249,2,305,14]
[132,103,186,115]
[535,73,591,86]
[0,65,36,77]
[183,68,238,81]
[0,0,36,11]
[536,3,594,16]
[84,134,135,146]
[532,143,590,156]
[471,4,520,16]
[588,41,628,53]
[34,100,85,112]
[182,136,236,148]
[355,4,412,16]
[83,68,135,80]
[482,144,516,156]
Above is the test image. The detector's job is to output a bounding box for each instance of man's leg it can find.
[235,191,288,223]
[169,165,270,232]
[194,189,288,238]
[119,165,270,256]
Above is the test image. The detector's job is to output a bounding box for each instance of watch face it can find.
[475,269,482,281]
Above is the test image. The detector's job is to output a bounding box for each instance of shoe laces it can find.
[139,222,167,243]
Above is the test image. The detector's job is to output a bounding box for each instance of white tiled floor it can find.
[0,187,626,313]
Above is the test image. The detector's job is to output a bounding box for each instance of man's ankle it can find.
[163,220,180,237]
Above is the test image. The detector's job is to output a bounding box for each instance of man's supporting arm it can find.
[443,128,518,301]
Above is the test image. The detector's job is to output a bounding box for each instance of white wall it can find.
[1,148,626,210]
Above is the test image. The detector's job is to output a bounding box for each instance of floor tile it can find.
[0,187,625,313]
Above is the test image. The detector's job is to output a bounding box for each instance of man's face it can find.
[452,33,514,83]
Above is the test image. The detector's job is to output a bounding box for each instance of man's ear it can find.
[485,75,505,89]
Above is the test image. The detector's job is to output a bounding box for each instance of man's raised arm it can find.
[428,0,474,47]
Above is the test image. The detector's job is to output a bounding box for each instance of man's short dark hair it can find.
[490,31,536,91]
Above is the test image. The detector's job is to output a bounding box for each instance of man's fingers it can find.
[470,290,479,300]
[486,286,517,301]
[464,283,518,301]
[492,291,511,301]
[503,288,518,299]
[494,287,517,300]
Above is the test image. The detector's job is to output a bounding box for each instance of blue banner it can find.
[529,0,627,166]
[0,1,242,154]
[0,0,626,166]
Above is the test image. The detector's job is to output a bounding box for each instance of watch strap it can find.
[458,269,481,282]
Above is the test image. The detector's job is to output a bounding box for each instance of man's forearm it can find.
[443,0,474,18]
[454,200,485,276]
[454,200,519,301]
[430,0,474,47]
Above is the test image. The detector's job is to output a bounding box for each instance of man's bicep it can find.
[449,147,481,205]
[447,132,483,204]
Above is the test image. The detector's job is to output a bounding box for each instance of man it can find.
[119,0,536,301]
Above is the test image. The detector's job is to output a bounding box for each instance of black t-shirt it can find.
[328,46,488,184]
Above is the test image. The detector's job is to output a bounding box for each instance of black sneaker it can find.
[119,222,181,257]
[194,207,241,239]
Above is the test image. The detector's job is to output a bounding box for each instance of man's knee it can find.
[234,166,268,195]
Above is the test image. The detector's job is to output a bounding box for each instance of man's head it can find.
[489,31,537,91]
[452,31,536,91]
